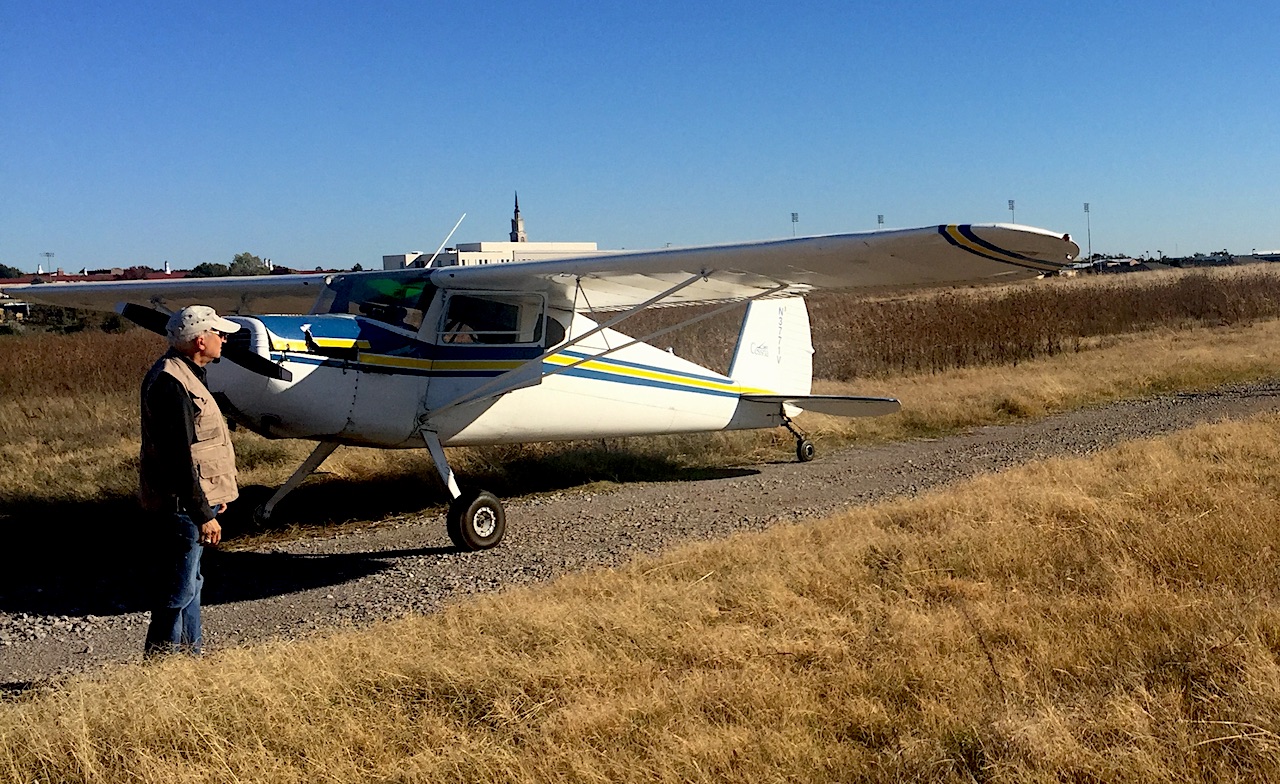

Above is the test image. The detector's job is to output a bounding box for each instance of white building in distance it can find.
[384,195,622,270]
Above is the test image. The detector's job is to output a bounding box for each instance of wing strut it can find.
[546,282,790,381]
[424,278,791,423]
[425,270,712,421]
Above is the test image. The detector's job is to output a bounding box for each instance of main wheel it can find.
[796,438,816,462]
[446,490,507,551]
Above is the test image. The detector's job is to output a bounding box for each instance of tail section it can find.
[728,297,813,395]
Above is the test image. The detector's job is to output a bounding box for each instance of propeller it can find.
[117,303,293,382]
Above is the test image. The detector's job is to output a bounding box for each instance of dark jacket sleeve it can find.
[143,372,216,523]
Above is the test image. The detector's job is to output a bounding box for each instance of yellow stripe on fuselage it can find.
[271,337,372,352]
[543,353,771,396]
[273,343,775,395]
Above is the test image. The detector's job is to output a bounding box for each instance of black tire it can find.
[796,438,816,462]
[446,490,507,550]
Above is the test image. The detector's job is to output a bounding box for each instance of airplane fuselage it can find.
[211,312,786,449]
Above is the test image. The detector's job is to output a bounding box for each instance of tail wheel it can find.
[447,490,507,551]
[796,438,816,462]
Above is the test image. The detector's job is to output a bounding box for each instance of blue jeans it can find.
[144,510,205,657]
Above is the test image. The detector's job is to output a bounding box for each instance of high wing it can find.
[4,224,1078,315]
[428,223,1079,311]
[1,272,330,315]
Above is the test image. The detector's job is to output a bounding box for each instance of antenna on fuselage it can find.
[422,213,467,268]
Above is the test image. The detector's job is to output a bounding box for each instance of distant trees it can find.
[0,263,24,278]
[187,252,270,278]
[228,252,270,276]
[186,262,231,278]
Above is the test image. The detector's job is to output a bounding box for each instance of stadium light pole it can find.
[40,251,54,274]
[1008,199,1015,224]
[877,214,884,229]
[791,212,798,237]
[1083,203,1092,260]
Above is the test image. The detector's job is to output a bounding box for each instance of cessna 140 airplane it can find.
[7,223,1078,550]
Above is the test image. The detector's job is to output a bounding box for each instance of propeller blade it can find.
[117,302,169,335]
[222,344,293,382]
[116,302,293,382]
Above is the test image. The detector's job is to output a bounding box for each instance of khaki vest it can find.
[140,355,239,511]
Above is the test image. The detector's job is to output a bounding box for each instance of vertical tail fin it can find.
[728,297,813,395]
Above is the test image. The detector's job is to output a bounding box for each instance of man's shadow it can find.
[0,491,449,618]
[0,446,756,618]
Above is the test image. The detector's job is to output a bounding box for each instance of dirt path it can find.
[5,381,1280,688]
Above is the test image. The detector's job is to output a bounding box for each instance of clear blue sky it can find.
[3,1,1278,271]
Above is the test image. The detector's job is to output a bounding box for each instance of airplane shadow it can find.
[0,448,758,618]
[200,544,454,605]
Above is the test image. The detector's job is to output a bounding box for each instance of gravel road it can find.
[4,380,1280,689]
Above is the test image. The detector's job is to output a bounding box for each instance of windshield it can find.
[314,272,436,332]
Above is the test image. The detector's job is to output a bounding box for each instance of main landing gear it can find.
[250,432,507,551]
[254,441,340,524]
[447,489,506,550]
[782,412,816,463]
[423,430,507,551]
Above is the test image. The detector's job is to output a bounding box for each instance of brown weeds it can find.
[5,415,1280,781]
[6,269,1280,780]
[631,264,1280,378]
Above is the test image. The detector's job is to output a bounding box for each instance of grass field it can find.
[4,266,1280,780]
[4,412,1280,782]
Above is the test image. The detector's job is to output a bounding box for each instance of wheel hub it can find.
[472,507,497,538]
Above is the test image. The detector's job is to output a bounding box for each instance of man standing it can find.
[139,305,241,656]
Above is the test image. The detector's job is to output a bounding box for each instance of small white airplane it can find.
[8,223,1078,549]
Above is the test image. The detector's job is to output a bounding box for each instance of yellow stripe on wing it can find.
[942,225,1062,272]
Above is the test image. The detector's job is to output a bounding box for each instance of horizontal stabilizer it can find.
[741,394,901,418]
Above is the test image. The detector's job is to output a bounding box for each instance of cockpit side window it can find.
[440,292,546,345]
[315,273,436,332]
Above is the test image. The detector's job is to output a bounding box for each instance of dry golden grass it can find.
[6,270,1280,780]
[5,414,1280,782]
[803,319,1280,444]
[808,263,1280,379]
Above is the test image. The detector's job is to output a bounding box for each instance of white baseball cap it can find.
[166,305,241,343]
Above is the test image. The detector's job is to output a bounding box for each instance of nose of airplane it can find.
[211,316,294,383]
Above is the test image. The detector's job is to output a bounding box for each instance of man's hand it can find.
[200,519,222,546]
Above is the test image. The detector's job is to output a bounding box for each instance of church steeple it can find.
[509,192,527,242]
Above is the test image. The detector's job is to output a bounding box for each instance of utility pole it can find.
[1083,203,1092,260]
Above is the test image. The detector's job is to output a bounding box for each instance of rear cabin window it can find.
[440,293,545,345]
